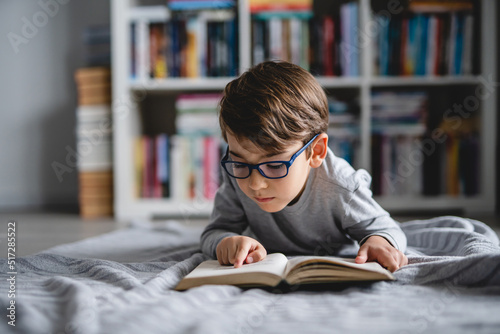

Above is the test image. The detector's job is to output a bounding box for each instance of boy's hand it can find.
[216,236,267,268]
[355,235,408,272]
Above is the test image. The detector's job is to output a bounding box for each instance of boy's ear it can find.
[309,133,328,168]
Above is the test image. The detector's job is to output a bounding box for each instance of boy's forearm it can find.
[343,180,407,252]
[348,215,407,252]
[201,172,249,258]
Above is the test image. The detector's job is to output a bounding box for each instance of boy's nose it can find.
[248,169,268,190]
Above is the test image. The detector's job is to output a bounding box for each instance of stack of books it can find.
[172,93,223,201]
[82,25,111,67]
[74,67,113,218]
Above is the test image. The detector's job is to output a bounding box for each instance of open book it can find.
[175,253,395,290]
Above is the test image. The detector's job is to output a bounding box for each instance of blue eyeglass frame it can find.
[220,134,320,179]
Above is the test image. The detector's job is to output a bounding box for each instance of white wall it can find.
[0,0,110,210]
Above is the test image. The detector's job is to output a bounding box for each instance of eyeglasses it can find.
[220,134,319,179]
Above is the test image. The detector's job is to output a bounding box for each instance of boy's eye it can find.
[265,163,285,170]
[233,163,247,169]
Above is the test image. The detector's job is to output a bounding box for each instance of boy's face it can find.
[226,133,312,213]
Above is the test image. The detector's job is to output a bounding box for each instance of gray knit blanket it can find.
[1,216,499,334]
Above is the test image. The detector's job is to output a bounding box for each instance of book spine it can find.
[323,16,334,76]
[186,16,199,78]
[461,14,473,75]
[136,20,150,81]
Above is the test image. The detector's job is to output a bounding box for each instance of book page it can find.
[284,255,393,278]
[183,253,289,280]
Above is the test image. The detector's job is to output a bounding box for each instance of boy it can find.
[200,61,408,272]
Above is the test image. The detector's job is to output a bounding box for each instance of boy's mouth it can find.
[254,197,274,203]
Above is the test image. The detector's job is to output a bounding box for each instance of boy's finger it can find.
[246,245,267,264]
[233,245,250,268]
[355,246,368,264]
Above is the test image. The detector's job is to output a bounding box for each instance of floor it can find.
[0,211,499,257]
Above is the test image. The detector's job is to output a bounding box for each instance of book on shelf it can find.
[249,0,312,13]
[175,253,394,290]
[373,3,475,77]
[409,0,474,13]
[167,0,235,11]
[136,135,169,199]
[339,1,359,77]
[175,93,221,134]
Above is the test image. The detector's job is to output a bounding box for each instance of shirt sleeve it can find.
[200,172,249,258]
[340,170,407,252]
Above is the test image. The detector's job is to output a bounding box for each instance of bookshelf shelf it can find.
[370,75,483,87]
[133,199,214,218]
[130,77,237,91]
[375,195,493,213]
[316,77,364,88]
[112,0,497,221]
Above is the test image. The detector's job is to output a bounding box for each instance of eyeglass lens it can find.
[225,162,287,178]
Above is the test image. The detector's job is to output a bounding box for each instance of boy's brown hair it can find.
[219,61,329,156]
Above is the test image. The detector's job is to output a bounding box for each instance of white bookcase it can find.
[112,0,497,221]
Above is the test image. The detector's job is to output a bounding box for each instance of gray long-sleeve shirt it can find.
[200,148,407,258]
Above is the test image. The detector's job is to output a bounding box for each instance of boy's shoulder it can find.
[316,148,372,193]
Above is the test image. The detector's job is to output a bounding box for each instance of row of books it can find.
[374,12,474,76]
[74,67,114,218]
[135,134,224,201]
[371,134,424,197]
[328,127,480,198]
[371,129,480,197]
[423,117,480,196]
[130,6,237,80]
[251,1,360,76]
